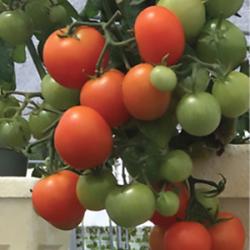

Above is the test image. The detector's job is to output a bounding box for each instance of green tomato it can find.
[105,183,155,228]
[24,0,52,32]
[41,75,80,110]
[156,191,180,216]
[0,96,19,118]
[150,65,177,92]
[195,188,220,216]
[0,10,33,46]
[196,19,247,72]
[206,0,244,18]
[212,71,249,118]
[157,0,206,41]
[177,92,221,136]
[160,150,193,183]
[76,169,117,211]
[49,5,68,24]
[28,108,59,139]
[0,117,31,149]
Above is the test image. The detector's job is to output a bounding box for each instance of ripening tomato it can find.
[54,106,113,170]
[122,64,171,120]
[209,212,245,250]
[135,6,185,65]
[32,170,85,230]
[80,69,130,127]
[149,226,165,250]
[164,222,212,250]
[43,26,109,89]
[150,183,189,229]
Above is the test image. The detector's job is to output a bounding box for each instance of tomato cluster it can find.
[0,0,248,247]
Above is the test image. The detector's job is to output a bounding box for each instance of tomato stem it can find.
[95,41,109,77]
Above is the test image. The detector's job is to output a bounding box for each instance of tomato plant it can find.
[76,169,117,211]
[0,9,33,46]
[164,222,212,250]
[157,0,206,41]
[209,212,245,250]
[196,19,247,72]
[149,226,165,250]
[43,26,109,89]
[80,69,130,127]
[41,74,80,110]
[177,92,221,136]
[135,6,185,65]
[105,182,155,228]
[123,63,171,120]
[32,170,85,230]
[212,71,249,118]
[0,96,19,118]
[54,106,113,170]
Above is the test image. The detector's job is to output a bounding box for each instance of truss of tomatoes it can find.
[31,1,248,250]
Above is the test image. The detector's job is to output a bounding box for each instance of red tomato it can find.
[32,170,85,230]
[164,222,212,250]
[150,183,189,229]
[149,226,165,250]
[54,106,113,170]
[209,212,245,250]
[43,26,109,89]
[135,6,185,65]
[80,69,130,127]
[122,63,171,120]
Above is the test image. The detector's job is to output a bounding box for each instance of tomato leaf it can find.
[0,39,16,91]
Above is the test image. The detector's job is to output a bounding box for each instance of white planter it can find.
[0,177,71,250]
[193,144,250,250]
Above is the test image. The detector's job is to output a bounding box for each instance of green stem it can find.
[27,39,46,79]
[25,134,52,154]
[110,37,135,47]
[95,41,110,76]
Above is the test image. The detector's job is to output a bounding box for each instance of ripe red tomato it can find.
[80,69,130,127]
[54,106,113,170]
[43,26,109,89]
[135,6,185,65]
[32,170,85,230]
[164,222,212,250]
[209,212,245,250]
[150,183,189,229]
[122,63,171,120]
[149,226,165,250]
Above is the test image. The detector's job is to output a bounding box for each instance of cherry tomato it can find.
[122,64,171,120]
[32,170,85,230]
[209,212,245,250]
[149,226,165,250]
[43,26,109,89]
[164,221,212,250]
[80,69,130,127]
[135,6,185,65]
[54,106,113,170]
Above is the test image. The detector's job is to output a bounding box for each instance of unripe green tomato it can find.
[150,65,177,92]
[195,188,220,216]
[41,75,80,110]
[76,169,117,211]
[212,71,250,118]
[0,96,19,118]
[160,150,193,183]
[156,191,180,216]
[49,5,68,24]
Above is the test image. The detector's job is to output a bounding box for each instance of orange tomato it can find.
[135,6,185,65]
[54,106,113,170]
[122,63,171,120]
[80,69,130,127]
[149,226,165,250]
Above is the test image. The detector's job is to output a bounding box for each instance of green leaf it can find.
[58,0,80,19]
[12,44,26,64]
[0,39,16,91]
[136,109,178,149]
